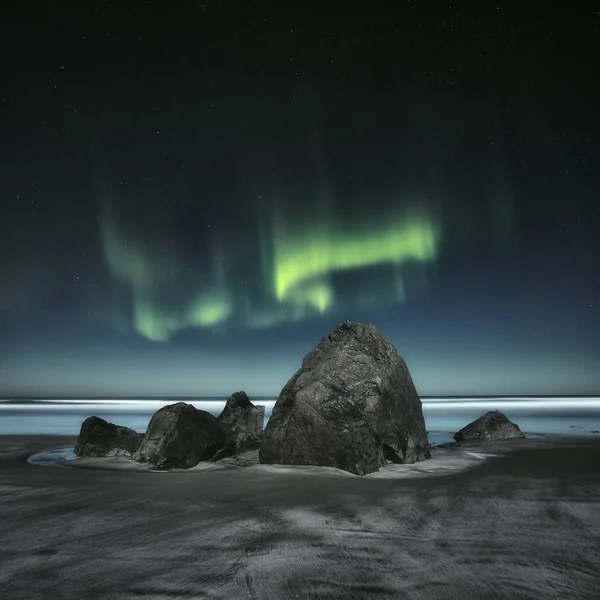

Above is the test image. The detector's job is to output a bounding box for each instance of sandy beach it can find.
[1,435,599,599]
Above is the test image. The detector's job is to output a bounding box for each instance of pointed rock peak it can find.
[218,391,264,453]
[223,391,253,411]
[310,321,395,364]
[329,321,379,338]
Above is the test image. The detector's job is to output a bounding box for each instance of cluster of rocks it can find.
[75,391,264,469]
[74,321,524,476]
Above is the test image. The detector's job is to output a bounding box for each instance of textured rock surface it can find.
[133,402,234,469]
[454,410,525,442]
[259,321,430,475]
[74,416,141,458]
[215,449,260,467]
[217,391,264,453]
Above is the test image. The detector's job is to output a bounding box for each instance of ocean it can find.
[2,397,599,446]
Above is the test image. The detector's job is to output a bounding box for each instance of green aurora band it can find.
[100,202,440,341]
[272,214,439,312]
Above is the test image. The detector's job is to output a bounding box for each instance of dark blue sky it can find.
[0,1,598,397]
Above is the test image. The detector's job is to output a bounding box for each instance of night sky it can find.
[1,1,598,398]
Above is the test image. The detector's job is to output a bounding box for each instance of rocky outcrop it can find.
[74,416,141,457]
[217,391,264,453]
[453,410,524,442]
[133,402,234,469]
[259,321,430,476]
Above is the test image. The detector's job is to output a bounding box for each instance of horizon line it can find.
[1,394,599,401]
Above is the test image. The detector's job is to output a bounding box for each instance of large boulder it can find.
[454,410,524,442]
[217,391,264,452]
[74,416,141,457]
[133,402,234,469]
[259,321,430,476]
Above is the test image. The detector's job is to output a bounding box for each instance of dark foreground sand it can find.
[1,436,599,599]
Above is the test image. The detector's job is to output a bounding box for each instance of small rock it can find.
[217,391,264,453]
[133,402,234,469]
[454,410,524,442]
[215,449,260,467]
[74,416,141,457]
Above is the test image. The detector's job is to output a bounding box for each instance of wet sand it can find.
[1,435,599,599]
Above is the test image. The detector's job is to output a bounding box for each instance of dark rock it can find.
[217,391,264,453]
[259,321,430,476]
[453,410,524,442]
[133,402,234,469]
[74,416,141,458]
[215,449,260,467]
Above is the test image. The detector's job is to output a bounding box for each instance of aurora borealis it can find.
[100,193,440,341]
[0,1,598,397]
